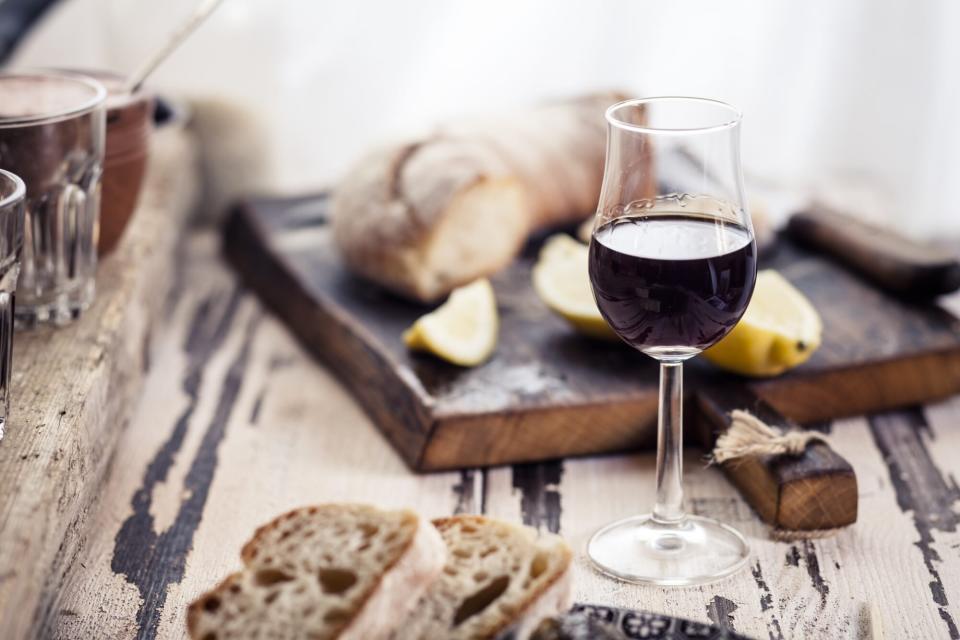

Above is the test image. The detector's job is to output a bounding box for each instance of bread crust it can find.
[332,93,633,303]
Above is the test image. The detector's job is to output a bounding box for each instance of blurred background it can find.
[8,0,960,235]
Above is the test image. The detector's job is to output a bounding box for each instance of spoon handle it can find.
[125,0,226,94]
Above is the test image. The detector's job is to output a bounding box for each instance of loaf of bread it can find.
[394,515,573,639]
[186,504,445,640]
[332,92,638,302]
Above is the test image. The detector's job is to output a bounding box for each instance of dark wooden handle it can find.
[695,384,858,531]
[786,207,960,299]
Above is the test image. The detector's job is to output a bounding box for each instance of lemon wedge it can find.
[403,279,498,366]
[532,234,617,340]
[703,270,822,377]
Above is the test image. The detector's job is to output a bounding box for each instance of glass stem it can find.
[653,360,685,523]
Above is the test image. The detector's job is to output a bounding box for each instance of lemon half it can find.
[532,234,617,340]
[703,270,822,377]
[403,279,498,366]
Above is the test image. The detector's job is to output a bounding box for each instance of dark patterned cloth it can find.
[512,603,754,640]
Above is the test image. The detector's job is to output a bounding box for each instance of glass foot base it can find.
[16,281,95,328]
[587,514,750,586]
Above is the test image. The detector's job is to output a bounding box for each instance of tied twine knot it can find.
[711,409,830,465]
[710,410,845,541]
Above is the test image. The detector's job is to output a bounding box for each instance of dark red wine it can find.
[589,215,756,353]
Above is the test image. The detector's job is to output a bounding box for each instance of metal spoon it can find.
[125,0,226,94]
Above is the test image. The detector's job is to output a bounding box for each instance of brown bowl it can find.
[65,70,155,255]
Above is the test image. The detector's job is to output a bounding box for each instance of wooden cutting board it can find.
[224,194,960,471]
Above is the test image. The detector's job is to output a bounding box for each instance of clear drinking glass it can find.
[0,71,106,326]
[586,97,757,585]
[0,170,25,439]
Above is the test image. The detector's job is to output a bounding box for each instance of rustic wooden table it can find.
[30,227,957,640]
[0,125,200,640]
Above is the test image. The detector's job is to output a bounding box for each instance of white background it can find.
[14,0,960,235]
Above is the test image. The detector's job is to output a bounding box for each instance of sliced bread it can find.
[394,515,574,640]
[187,504,446,640]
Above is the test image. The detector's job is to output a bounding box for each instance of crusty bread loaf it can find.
[394,515,573,640]
[186,504,446,640]
[332,93,635,303]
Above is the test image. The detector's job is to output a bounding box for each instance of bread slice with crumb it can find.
[394,515,574,640]
[187,504,446,640]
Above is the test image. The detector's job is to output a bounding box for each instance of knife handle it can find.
[786,207,960,299]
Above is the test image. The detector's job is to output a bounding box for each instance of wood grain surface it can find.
[224,194,960,470]
[41,232,960,639]
[0,126,200,640]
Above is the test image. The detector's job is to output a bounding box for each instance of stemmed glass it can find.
[586,97,757,585]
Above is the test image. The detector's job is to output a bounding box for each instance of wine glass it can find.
[586,97,756,585]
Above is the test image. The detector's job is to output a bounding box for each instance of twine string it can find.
[711,409,830,465]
